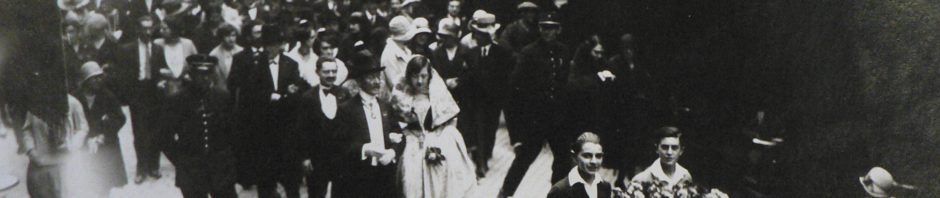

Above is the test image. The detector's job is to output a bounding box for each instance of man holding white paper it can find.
[331,53,404,198]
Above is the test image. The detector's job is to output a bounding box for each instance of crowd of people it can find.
[6,0,743,197]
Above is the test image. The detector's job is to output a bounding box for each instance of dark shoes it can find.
[133,170,162,184]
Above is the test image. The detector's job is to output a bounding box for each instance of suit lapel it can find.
[257,56,275,91]
[277,55,291,91]
[598,182,612,198]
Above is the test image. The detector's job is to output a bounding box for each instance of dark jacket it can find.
[77,89,129,189]
[465,44,513,105]
[161,86,237,190]
[510,39,571,107]
[499,19,540,52]
[330,93,403,197]
[547,178,614,198]
[293,85,349,170]
[239,53,306,182]
[114,39,166,104]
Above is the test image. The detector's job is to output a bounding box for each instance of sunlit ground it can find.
[0,107,619,198]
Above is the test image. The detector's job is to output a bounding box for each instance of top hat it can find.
[258,24,287,46]
[347,52,384,79]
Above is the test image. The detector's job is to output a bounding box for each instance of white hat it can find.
[402,0,421,8]
[79,61,104,84]
[471,12,500,34]
[859,167,896,198]
[436,18,459,37]
[389,16,415,41]
[58,0,89,11]
[413,17,429,29]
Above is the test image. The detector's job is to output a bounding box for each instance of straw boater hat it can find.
[470,10,500,34]
[389,16,416,41]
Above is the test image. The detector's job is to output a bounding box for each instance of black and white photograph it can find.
[0,0,937,197]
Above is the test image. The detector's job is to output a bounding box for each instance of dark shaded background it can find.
[1,0,937,197]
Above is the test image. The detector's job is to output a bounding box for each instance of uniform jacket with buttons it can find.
[161,86,237,190]
[510,39,571,106]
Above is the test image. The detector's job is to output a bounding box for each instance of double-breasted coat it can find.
[161,87,238,191]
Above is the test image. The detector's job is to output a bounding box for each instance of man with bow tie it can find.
[331,53,404,198]
[239,24,306,198]
[293,58,349,198]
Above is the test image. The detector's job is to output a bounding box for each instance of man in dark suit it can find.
[294,58,350,198]
[227,21,265,187]
[547,132,613,198]
[501,15,573,197]
[113,15,168,184]
[330,54,404,198]
[462,26,513,177]
[241,24,306,198]
[162,55,238,198]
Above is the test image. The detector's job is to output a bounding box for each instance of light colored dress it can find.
[395,69,476,198]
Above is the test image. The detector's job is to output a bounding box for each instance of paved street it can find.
[0,107,617,198]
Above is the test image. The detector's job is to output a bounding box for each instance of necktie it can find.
[482,47,488,57]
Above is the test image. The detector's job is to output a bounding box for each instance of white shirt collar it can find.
[568,167,601,187]
[360,92,377,104]
[648,158,690,186]
[567,167,601,198]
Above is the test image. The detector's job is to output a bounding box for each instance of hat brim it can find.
[58,0,89,10]
[472,24,500,34]
[349,67,385,79]
[860,177,889,198]
[393,29,417,41]
[79,72,104,86]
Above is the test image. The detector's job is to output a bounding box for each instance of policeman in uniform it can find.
[501,14,573,198]
[161,54,238,198]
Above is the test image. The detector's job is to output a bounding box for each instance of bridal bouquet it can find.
[425,147,445,165]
